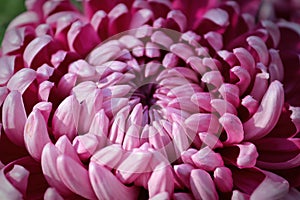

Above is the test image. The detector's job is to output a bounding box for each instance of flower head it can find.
[0,0,300,199]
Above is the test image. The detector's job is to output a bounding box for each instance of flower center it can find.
[130,83,159,109]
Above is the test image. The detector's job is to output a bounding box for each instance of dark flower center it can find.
[131,83,159,109]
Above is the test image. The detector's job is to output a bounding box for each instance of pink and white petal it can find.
[174,164,194,189]
[7,68,36,95]
[57,155,97,199]
[89,162,139,200]
[213,167,233,193]
[89,109,109,137]
[191,146,224,171]
[0,167,23,199]
[52,95,80,140]
[0,56,15,85]
[148,164,174,199]
[219,113,244,144]
[41,143,73,196]
[244,81,284,140]
[72,134,102,161]
[91,144,124,170]
[116,150,152,184]
[190,169,218,200]
[55,135,82,164]
[5,165,29,195]
[24,109,51,161]
[2,91,27,146]
[44,188,64,200]
[250,170,289,199]
[173,192,194,200]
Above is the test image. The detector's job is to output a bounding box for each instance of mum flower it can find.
[0,0,300,199]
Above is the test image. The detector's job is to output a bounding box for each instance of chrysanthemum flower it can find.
[0,0,300,199]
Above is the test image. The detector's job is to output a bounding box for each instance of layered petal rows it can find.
[0,0,300,199]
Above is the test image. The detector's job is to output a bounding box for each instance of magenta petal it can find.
[44,188,64,200]
[7,68,36,94]
[173,192,194,200]
[213,167,233,193]
[247,36,269,66]
[233,47,255,77]
[72,134,100,161]
[190,169,218,200]
[78,89,103,134]
[0,87,8,107]
[2,91,27,146]
[0,56,15,85]
[55,135,81,164]
[57,155,97,199]
[89,161,139,200]
[148,164,174,199]
[52,95,80,140]
[116,150,152,184]
[24,109,51,161]
[174,164,194,189]
[219,113,244,144]
[185,113,220,134]
[5,165,29,195]
[244,80,284,140]
[250,170,289,199]
[191,146,224,171]
[230,66,251,95]
[41,143,73,196]
[90,144,124,170]
[0,167,23,199]
[235,142,258,168]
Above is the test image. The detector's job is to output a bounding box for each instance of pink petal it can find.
[203,8,229,27]
[191,92,212,112]
[151,31,173,49]
[0,56,15,85]
[198,132,223,149]
[174,164,194,189]
[44,188,64,200]
[268,49,284,82]
[89,162,139,200]
[122,125,141,150]
[116,150,152,184]
[218,83,240,107]
[213,167,233,192]
[7,11,39,30]
[7,68,36,95]
[185,113,220,134]
[191,146,224,171]
[233,47,255,77]
[204,31,223,51]
[78,89,103,134]
[249,64,269,101]
[41,143,73,196]
[190,169,218,200]
[23,35,53,68]
[89,109,109,137]
[0,87,8,107]
[36,64,54,83]
[68,59,96,81]
[5,165,29,195]
[2,91,27,146]
[57,155,97,199]
[244,81,284,140]
[55,135,81,164]
[241,95,259,116]
[72,81,97,103]
[211,99,237,116]
[72,134,101,161]
[52,95,80,140]
[67,21,99,56]
[219,113,244,144]
[148,164,174,198]
[24,109,51,161]
[167,10,187,32]
[0,166,23,199]
[173,193,194,200]
[247,36,269,66]
[130,9,154,29]
[170,43,194,61]
[90,144,124,170]
[172,122,190,155]
[38,81,54,101]
[250,170,289,199]
[230,66,251,94]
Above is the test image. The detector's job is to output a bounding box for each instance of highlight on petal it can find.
[52,95,80,140]
[89,161,139,200]
[57,155,97,199]
[244,80,284,140]
[2,91,27,146]
[24,109,51,161]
